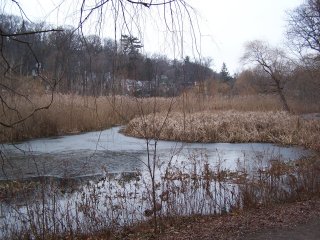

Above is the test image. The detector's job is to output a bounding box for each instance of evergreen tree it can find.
[120,35,143,57]
[220,62,232,81]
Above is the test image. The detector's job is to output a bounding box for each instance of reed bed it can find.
[0,94,173,142]
[123,111,320,151]
[1,93,319,143]
[175,93,320,113]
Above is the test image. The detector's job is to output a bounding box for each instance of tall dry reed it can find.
[124,111,320,151]
[0,94,173,142]
[1,93,319,143]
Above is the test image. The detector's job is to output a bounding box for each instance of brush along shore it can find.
[123,111,320,151]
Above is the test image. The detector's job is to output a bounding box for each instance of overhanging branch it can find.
[125,0,175,8]
[0,29,64,38]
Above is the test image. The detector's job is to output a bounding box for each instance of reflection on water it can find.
[1,149,144,180]
[0,127,311,180]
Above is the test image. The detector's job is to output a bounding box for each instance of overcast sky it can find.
[3,0,303,74]
[191,0,303,74]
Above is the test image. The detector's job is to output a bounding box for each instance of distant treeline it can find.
[0,14,234,96]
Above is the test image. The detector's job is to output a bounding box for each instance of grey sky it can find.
[192,0,303,74]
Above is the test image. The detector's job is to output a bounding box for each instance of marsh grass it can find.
[0,94,172,142]
[175,93,320,113]
[1,93,319,143]
[124,111,320,151]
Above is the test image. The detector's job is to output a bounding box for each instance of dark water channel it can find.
[0,126,311,181]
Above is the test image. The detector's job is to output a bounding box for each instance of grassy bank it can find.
[123,111,320,151]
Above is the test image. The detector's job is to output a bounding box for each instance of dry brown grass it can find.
[123,111,320,151]
[0,92,319,143]
[175,94,284,112]
[0,94,173,142]
[175,93,320,113]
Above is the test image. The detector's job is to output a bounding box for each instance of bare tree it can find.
[241,40,291,112]
[286,0,320,99]
[287,0,320,57]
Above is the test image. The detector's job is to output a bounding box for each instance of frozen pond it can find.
[0,126,312,180]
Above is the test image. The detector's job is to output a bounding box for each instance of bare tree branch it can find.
[287,0,320,56]
[0,29,63,37]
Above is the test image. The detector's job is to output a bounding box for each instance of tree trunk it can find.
[275,79,290,112]
[278,88,290,112]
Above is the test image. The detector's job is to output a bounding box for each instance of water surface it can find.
[0,127,311,180]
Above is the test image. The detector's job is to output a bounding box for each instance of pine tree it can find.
[220,62,232,81]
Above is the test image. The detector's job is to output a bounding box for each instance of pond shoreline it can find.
[3,111,319,153]
[1,125,312,181]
